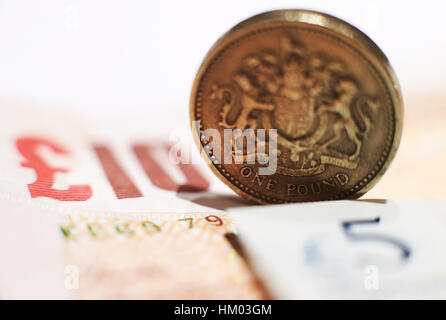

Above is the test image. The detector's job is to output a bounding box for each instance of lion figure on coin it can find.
[210,36,378,176]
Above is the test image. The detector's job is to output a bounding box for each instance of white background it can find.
[0,0,444,117]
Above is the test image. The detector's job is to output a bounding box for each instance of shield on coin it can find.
[272,95,316,139]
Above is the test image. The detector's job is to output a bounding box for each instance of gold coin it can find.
[190,10,403,203]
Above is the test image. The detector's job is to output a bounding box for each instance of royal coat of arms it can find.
[210,36,378,176]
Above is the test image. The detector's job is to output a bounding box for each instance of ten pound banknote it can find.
[0,104,265,299]
[1,104,446,299]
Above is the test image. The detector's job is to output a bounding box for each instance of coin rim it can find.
[190,9,403,204]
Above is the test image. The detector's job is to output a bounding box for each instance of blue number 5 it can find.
[342,217,411,260]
